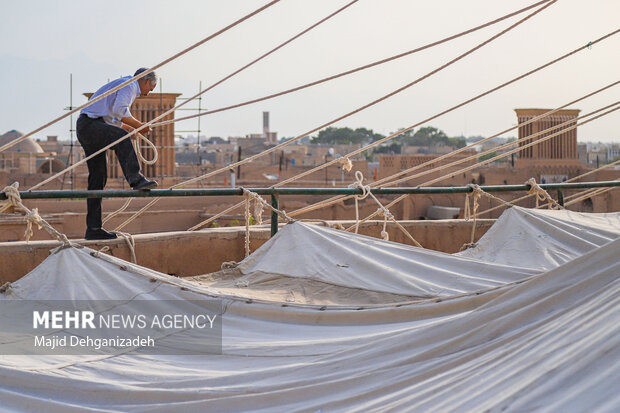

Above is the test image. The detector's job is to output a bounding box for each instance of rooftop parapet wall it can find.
[0,219,494,284]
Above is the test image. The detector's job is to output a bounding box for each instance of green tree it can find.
[373,142,401,155]
[397,126,466,148]
[393,128,415,143]
[479,151,498,162]
[412,126,448,145]
[311,127,385,145]
[447,137,467,148]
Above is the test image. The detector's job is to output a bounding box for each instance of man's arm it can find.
[113,83,152,134]
[121,116,151,135]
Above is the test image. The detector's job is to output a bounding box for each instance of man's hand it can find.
[122,116,151,135]
[139,123,152,135]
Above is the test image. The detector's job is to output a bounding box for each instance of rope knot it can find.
[376,207,394,241]
[2,182,21,204]
[346,171,421,247]
[0,182,22,214]
[24,208,44,242]
[1,182,74,246]
[242,188,265,225]
[243,188,294,223]
[241,188,295,257]
[526,178,563,209]
[377,206,394,222]
[348,170,370,200]
[464,184,483,221]
[462,184,485,248]
[466,183,484,198]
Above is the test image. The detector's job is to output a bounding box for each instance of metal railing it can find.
[2,180,619,236]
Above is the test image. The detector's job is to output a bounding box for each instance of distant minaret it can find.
[263,111,270,142]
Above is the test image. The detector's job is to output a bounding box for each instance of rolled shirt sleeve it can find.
[111,82,139,121]
[81,77,141,127]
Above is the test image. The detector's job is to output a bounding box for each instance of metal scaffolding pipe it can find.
[2,181,619,200]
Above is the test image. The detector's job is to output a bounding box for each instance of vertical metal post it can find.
[69,73,74,189]
[271,194,279,237]
[237,146,242,179]
[557,190,564,207]
[197,81,202,167]
[159,78,164,181]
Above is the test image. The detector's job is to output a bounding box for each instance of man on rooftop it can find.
[77,68,158,240]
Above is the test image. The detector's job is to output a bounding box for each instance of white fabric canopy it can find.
[0,207,618,412]
[232,218,538,298]
[457,207,620,269]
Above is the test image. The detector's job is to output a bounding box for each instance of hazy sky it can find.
[1,0,618,143]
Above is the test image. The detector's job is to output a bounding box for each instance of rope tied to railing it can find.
[460,183,524,250]
[349,171,371,198]
[377,206,394,241]
[0,182,22,214]
[463,184,484,221]
[526,178,564,209]
[244,191,251,258]
[348,172,422,246]
[348,170,371,234]
[1,182,72,248]
[462,184,484,249]
[253,195,265,226]
[458,178,566,251]
[241,187,296,257]
[242,188,295,223]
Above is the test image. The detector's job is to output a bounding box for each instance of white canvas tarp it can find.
[0,207,618,412]
[457,207,620,269]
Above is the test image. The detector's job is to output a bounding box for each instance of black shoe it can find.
[85,227,118,240]
[131,177,158,191]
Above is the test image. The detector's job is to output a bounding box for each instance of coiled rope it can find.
[134,132,158,165]
[101,132,157,225]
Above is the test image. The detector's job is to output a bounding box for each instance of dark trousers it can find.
[76,114,141,228]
